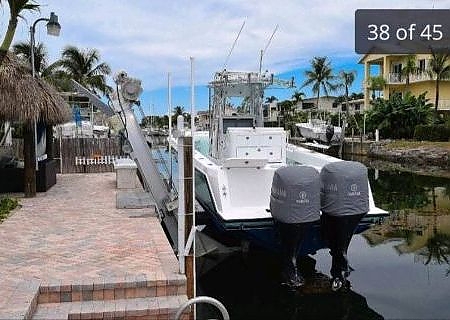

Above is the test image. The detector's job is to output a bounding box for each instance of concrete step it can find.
[116,190,157,210]
[38,274,186,304]
[32,295,189,320]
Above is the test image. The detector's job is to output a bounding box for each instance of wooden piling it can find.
[183,136,194,300]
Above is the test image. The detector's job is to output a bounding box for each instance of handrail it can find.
[175,296,230,320]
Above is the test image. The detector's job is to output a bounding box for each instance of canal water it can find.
[154,148,450,319]
[196,168,450,320]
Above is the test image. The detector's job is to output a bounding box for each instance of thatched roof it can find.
[0,52,70,125]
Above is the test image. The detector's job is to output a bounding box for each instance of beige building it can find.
[293,96,339,113]
[359,53,450,110]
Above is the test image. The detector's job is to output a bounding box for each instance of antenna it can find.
[259,24,278,74]
[223,20,246,69]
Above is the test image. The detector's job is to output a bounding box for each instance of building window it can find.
[393,63,402,74]
[419,59,426,73]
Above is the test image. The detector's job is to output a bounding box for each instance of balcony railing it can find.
[387,72,434,84]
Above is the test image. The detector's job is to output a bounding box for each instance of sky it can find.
[1,0,449,116]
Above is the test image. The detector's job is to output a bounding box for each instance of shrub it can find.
[366,92,433,139]
[414,125,450,141]
[0,198,19,222]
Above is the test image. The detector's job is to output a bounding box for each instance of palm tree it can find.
[12,41,72,92]
[265,96,277,103]
[13,41,47,73]
[58,46,112,96]
[401,55,418,88]
[291,91,304,105]
[339,71,356,99]
[0,0,39,66]
[173,106,185,117]
[428,51,450,113]
[302,56,336,110]
[368,76,386,100]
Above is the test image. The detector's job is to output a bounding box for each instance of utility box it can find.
[114,158,138,189]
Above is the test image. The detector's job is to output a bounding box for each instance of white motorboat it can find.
[296,119,342,145]
[172,70,387,253]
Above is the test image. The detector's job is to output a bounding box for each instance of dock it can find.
[0,173,187,319]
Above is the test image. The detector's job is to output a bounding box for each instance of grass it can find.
[0,198,19,223]
[386,140,450,151]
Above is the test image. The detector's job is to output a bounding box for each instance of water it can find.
[154,147,450,319]
[196,169,450,320]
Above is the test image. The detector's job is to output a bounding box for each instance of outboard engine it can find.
[325,125,334,144]
[270,166,320,288]
[320,161,369,291]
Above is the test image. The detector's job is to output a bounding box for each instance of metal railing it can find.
[175,296,230,320]
[387,72,434,84]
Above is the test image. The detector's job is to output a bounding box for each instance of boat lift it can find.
[70,75,171,217]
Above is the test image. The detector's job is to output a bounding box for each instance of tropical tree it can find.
[368,75,386,100]
[265,96,277,103]
[401,55,418,88]
[172,106,185,125]
[366,92,433,139]
[428,51,450,113]
[173,106,185,117]
[291,91,304,104]
[58,46,111,96]
[301,56,336,109]
[339,71,356,101]
[13,41,46,73]
[0,0,40,66]
[12,41,71,91]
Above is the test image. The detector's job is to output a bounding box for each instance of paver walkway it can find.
[0,173,185,319]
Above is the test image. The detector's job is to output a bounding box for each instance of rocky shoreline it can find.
[367,140,450,168]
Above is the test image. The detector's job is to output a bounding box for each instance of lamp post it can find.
[30,12,61,77]
[25,12,60,196]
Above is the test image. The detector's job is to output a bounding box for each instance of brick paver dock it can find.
[0,173,187,319]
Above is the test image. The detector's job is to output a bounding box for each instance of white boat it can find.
[296,119,342,145]
[172,70,387,253]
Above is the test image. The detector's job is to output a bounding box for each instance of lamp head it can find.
[46,12,61,37]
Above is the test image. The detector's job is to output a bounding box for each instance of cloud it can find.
[2,0,447,112]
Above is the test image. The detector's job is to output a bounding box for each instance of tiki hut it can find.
[0,52,70,197]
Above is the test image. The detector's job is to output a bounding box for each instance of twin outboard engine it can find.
[320,161,369,290]
[270,166,321,288]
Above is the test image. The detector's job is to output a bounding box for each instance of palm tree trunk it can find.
[0,16,18,66]
[316,89,320,111]
[435,79,440,112]
[23,121,36,197]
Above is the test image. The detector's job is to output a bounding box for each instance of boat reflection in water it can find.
[197,252,383,320]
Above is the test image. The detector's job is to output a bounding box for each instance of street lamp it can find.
[29,12,61,173]
[30,12,61,77]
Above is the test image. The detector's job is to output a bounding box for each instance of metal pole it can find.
[168,72,173,191]
[30,26,38,171]
[363,113,366,139]
[177,116,185,275]
[189,56,196,302]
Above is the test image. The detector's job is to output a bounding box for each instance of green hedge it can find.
[0,198,18,222]
[414,124,450,141]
